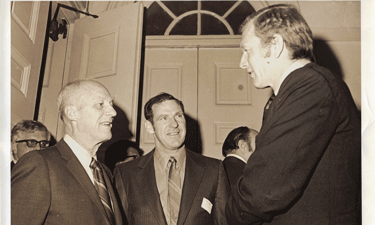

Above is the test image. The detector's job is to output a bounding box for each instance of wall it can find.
[300,1,361,109]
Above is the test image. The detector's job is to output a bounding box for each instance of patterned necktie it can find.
[168,157,181,225]
[90,158,115,224]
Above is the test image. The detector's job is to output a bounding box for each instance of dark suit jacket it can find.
[226,63,361,225]
[11,140,122,225]
[223,156,246,191]
[114,148,230,225]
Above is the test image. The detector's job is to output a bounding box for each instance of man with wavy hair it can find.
[226,4,361,225]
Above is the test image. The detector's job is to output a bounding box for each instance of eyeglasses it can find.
[15,139,50,148]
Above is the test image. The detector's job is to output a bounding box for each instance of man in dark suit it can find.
[114,93,229,225]
[226,4,361,225]
[222,126,257,191]
[11,80,122,225]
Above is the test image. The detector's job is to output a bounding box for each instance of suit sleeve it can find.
[226,74,340,224]
[213,161,230,225]
[113,166,129,225]
[11,151,51,225]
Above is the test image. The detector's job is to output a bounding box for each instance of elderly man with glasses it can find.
[11,120,51,169]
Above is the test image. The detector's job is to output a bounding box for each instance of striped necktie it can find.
[90,158,115,224]
[168,157,181,225]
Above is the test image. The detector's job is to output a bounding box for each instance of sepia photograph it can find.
[1,0,373,224]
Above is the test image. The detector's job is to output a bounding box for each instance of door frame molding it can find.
[145,35,242,48]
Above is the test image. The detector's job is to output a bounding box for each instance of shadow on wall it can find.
[184,114,203,155]
[104,139,143,173]
[313,38,361,116]
[97,104,133,164]
[313,39,344,80]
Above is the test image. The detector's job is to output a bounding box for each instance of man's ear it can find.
[11,141,18,160]
[238,139,249,152]
[272,34,284,58]
[145,120,155,134]
[65,105,77,121]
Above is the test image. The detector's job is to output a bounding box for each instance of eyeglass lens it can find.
[16,140,49,148]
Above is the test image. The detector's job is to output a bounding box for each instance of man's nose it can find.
[107,105,117,117]
[35,143,42,150]
[240,52,248,69]
[170,118,178,128]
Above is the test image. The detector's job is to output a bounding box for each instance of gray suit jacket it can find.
[114,148,230,225]
[11,140,122,225]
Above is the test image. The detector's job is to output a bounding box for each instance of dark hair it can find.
[241,4,315,61]
[144,92,185,123]
[222,126,251,157]
[11,120,49,142]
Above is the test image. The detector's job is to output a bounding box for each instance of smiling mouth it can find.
[101,122,113,127]
[168,132,179,136]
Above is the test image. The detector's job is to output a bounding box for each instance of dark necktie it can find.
[168,157,181,225]
[263,93,275,122]
[265,93,275,110]
[90,158,115,224]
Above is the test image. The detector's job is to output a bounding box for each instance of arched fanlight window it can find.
[146,1,256,36]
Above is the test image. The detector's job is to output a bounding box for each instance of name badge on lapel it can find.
[201,197,213,214]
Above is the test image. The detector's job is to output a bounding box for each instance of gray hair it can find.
[11,120,49,142]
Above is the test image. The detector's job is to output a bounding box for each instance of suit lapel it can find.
[136,150,167,225]
[57,140,112,225]
[178,149,205,225]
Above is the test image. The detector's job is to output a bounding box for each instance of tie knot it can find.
[169,157,177,164]
[90,158,100,169]
[266,94,276,109]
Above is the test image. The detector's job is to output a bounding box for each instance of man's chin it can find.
[99,134,112,144]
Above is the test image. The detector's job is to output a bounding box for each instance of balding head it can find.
[57,80,109,123]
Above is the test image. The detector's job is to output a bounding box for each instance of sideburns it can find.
[260,42,271,58]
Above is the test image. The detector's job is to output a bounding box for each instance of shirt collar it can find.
[64,134,95,165]
[154,147,186,171]
[226,153,247,163]
[274,59,311,96]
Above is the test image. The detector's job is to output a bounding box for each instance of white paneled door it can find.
[198,48,271,159]
[62,3,144,162]
[63,2,144,146]
[11,1,49,125]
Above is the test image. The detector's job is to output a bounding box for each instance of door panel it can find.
[65,3,144,162]
[11,1,49,125]
[65,3,143,145]
[198,48,272,159]
[139,48,198,154]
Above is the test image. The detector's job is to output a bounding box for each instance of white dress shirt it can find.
[64,134,95,184]
[226,153,247,163]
